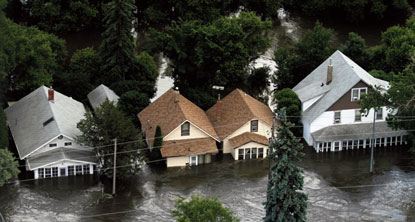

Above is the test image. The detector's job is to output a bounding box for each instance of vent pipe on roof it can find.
[327,59,333,85]
[48,87,54,103]
[174,87,179,103]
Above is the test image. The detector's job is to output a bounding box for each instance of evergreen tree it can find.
[99,0,137,85]
[264,108,307,222]
[0,107,8,149]
[76,99,145,179]
[0,148,20,187]
[273,88,302,137]
[149,125,163,162]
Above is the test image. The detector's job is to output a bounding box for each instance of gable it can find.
[327,81,369,111]
[164,121,216,141]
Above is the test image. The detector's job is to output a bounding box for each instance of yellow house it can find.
[206,89,275,160]
[138,89,219,167]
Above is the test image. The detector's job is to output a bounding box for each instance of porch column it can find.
[34,169,38,179]
[384,137,387,147]
[316,143,319,153]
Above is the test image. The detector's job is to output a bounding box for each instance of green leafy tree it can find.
[273,22,335,90]
[264,108,307,222]
[0,148,20,187]
[273,88,301,136]
[0,108,8,149]
[118,90,150,127]
[99,0,138,85]
[244,67,271,104]
[342,32,369,69]
[76,100,145,179]
[361,62,415,151]
[172,195,240,222]
[149,125,163,162]
[110,80,156,99]
[25,0,104,34]
[55,47,99,101]
[150,12,271,109]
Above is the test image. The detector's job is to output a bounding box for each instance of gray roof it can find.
[311,121,407,142]
[293,50,389,123]
[5,86,86,159]
[27,148,96,170]
[87,84,119,110]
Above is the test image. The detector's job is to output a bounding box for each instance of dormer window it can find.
[251,120,258,132]
[181,122,190,136]
[49,143,57,147]
[351,87,368,101]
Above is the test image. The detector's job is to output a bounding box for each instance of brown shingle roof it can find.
[161,138,218,158]
[229,132,269,148]
[206,89,274,140]
[138,89,219,147]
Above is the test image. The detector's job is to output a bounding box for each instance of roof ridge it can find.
[236,89,255,117]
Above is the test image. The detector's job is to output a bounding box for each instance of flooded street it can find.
[1,146,415,221]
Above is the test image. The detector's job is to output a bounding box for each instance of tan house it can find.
[206,89,274,160]
[138,89,219,167]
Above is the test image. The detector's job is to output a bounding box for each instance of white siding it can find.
[30,135,86,157]
[302,120,312,145]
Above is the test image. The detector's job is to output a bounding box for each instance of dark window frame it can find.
[181,122,190,136]
[49,143,57,147]
[251,120,258,132]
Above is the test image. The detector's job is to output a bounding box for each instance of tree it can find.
[361,62,415,151]
[150,12,271,109]
[342,32,369,69]
[25,0,104,34]
[273,88,301,136]
[149,125,163,162]
[244,67,271,104]
[273,22,335,90]
[264,109,307,222]
[0,148,20,187]
[55,47,99,101]
[110,80,156,99]
[0,108,8,149]
[118,90,150,127]
[99,0,138,85]
[172,195,240,222]
[76,100,146,179]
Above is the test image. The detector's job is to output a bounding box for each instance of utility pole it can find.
[268,117,276,179]
[112,138,117,196]
[370,110,376,173]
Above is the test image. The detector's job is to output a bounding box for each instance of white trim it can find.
[163,120,220,142]
[22,134,62,159]
[350,87,367,101]
[28,158,96,171]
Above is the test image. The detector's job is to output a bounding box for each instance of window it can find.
[351,87,368,101]
[238,149,244,160]
[64,142,72,146]
[49,143,57,147]
[52,167,58,177]
[334,111,341,123]
[76,165,82,175]
[334,142,340,151]
[355,110,361,122]
[359,140,364,148]
[38,168,44,178]
[245,148,251,160]
[83,164,90,175]
[376,108,383,120]
[181,122,190,136]
[251,148,257,159]
[258,148,264,158]
[353,140,358,149]
[68,166,74,175]
[251,120,258,132]
[342,141,347,149]
[45,168,51,178]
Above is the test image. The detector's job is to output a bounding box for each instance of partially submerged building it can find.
[293,50,408,152]
[5,86,96,179]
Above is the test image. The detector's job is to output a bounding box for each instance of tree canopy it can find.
[150,12,271,109]
[0,108,8,149]
[264,109,307,222]
[76,100,146,179]
[0,148,20,187]
[172,195,240,222]
[273,88,301,136]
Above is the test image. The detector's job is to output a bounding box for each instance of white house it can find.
[206,89,275,160]
[293,50,408,152]
[5,86,97,179]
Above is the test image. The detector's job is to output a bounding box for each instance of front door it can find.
[60,168,66,177]
[190,155,198,166]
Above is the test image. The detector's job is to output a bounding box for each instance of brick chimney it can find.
[327,59,333,84]
[48,87,54,103]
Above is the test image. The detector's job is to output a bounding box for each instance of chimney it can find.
[216,94,221,122]
[174,87,179,103]
[327,59,333,84]
[48,87,54,103]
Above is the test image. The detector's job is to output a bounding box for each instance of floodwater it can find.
[1,146,415,221]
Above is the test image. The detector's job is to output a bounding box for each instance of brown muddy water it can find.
[1,146,415,221]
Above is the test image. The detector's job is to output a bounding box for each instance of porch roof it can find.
[27,148,97,170]
[161,138,218,158]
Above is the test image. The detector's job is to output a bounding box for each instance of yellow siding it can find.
[167,156,189,167]
[164,122,211,141]
[223,119,272,154]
